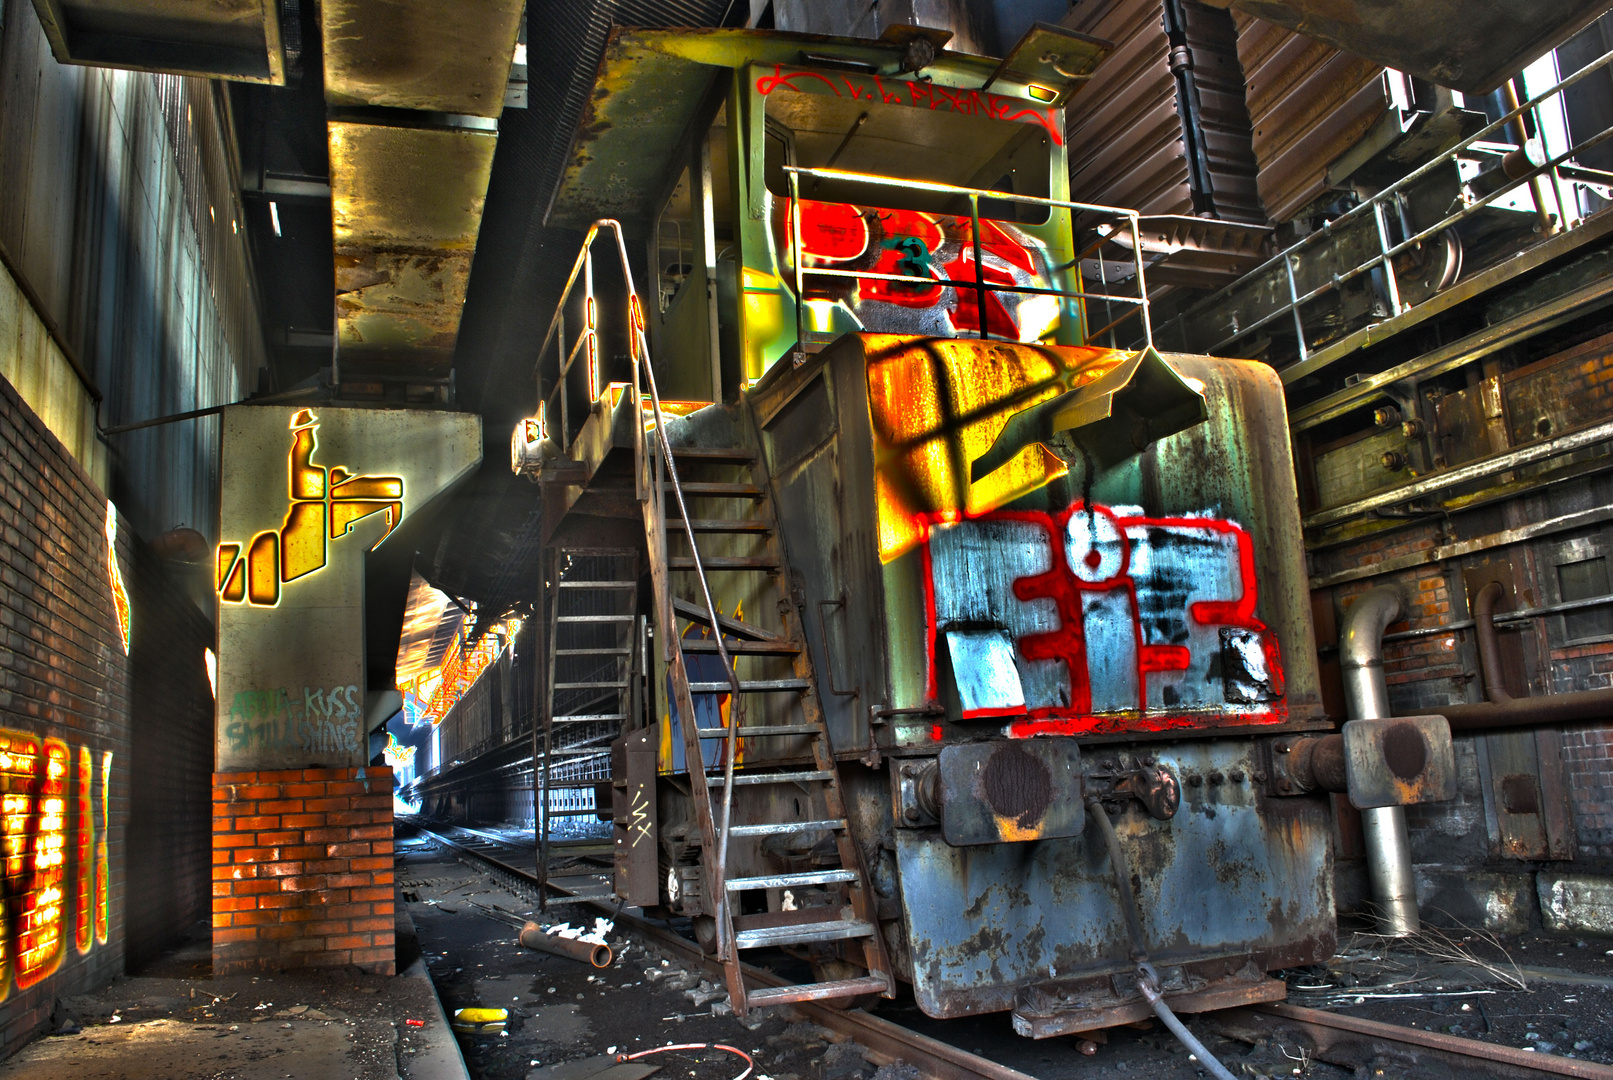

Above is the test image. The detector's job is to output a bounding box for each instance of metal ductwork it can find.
[1339,585,1419,937]
[321,0,521,396]
[29,0,292,83]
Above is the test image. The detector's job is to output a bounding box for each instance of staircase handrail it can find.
[532,220,746,953]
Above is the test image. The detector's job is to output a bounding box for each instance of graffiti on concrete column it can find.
[222,685,364,754]
[216,409,405,607]
[0,731,111,998]
[924,499,1287,736]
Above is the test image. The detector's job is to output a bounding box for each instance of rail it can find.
[530,220,747,955]
[781,165,1154,351]
[419,824,1613,1080]
[1183,46,1613,376]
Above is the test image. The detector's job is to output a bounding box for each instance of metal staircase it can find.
[532,221,891,1015]
[538,547,639,898]
[645,439,893,1014]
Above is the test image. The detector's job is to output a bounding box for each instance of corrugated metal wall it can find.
[1067,0,1264,223]
[0,0,266,542]
[1233,12,1389,224]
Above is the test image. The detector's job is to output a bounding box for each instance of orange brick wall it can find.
[212,766,395,975]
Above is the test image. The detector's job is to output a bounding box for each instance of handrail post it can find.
[1128,213,1152,349]
[1283,253,1308,364]
[1372,201,1404,317]
[585,249,598,400]
[970,192,986,340]
[559,316,569,453]
[790,171,806,363]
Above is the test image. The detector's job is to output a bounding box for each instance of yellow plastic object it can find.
[450,1007,509,1035]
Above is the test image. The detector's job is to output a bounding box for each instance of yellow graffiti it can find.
[0,734,105,999]
[104,504,130,655]
[74,748,92,954]
[217,410,405,606]
[864,336,1131,562]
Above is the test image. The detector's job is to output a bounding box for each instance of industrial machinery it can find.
[514,24,1455,1038]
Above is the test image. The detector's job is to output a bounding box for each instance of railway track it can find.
[409,823,1613,1080]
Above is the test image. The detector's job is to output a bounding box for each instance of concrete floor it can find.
[0,920,459,1080]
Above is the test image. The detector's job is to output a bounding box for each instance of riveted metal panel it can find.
[896,739,1333,1019]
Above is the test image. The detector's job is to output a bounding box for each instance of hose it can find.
[1086,797,1239,1080]
[616,1042,754,1080]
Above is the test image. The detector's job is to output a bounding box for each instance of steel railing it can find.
[782,165,1154,351]
[531,220,747,957]
[1184,46,1613,373]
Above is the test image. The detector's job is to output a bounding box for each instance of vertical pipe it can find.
[1340,586,1419,936]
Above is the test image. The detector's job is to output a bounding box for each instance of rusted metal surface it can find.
[1339,715,1457,808]
[1216,1001,1613,1080]
[322,0,522,117]
[1106,215,1273,288]
[1064,0,1264,224]
[1213,0,1613,95]
[752,336,1326,758]
[545,27,1103,230]
[1231,12,1387,223]
[28,0,286,83]
[934,739,1084,845]
[329,120,497,383]
[895,738,1335,1022]
[518,920,613,967]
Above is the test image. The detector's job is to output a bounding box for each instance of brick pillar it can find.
[212,766,394,974]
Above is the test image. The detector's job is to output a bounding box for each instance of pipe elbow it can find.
[1473,580,1513,703]
[1341,585,1402,673]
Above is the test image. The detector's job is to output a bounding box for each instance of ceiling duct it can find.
[320,0,523,394]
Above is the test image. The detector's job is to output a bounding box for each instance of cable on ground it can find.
[616,1041,755,1080]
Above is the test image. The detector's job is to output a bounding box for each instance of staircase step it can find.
[668,556,778,571]
[553,681,630,690]
[552,714,627,723]
[559,580,637,590]
[695,725,819,739]
[727,818,844,837]
[557,615,635,623]
[664,482,765,499]
[671,598,782,641]
[555,648,633,656]
[545,747,612,756]
[708,770,833,787]
[687,678,809,693]
[666,518,773,533]
[669,446,756,464]
[726,869,858,891]
[681,639,799,655]
[734,919,875,949]
[745,976,890,1009]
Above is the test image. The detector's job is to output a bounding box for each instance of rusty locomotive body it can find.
[516,24,1447,1035]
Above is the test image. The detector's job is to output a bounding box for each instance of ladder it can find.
[538,547,640,901]
[638,422,894,1015]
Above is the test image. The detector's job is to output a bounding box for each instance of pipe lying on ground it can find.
[1340,585,1420,937]
[520,921,613,967]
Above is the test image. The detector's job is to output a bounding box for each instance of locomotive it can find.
[513,23,1452,1038]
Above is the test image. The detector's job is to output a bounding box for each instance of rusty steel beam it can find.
[1217,1001,1613,1080]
